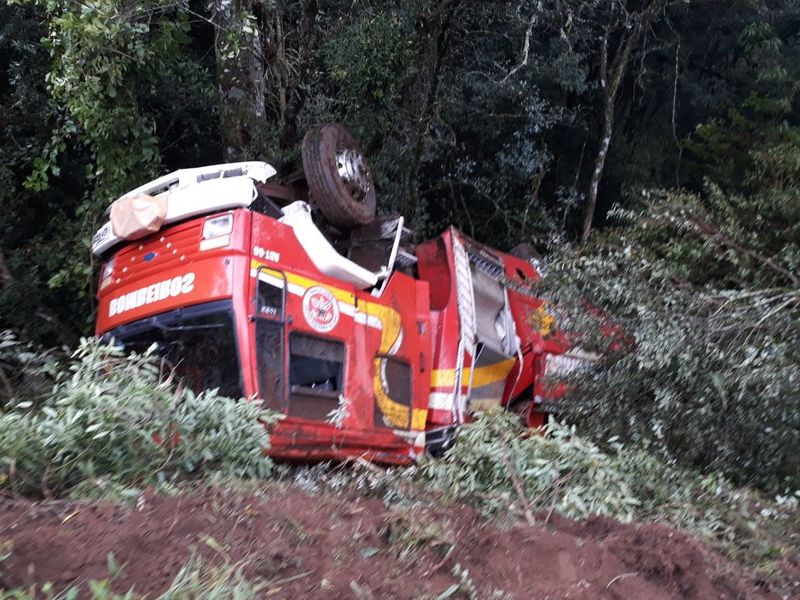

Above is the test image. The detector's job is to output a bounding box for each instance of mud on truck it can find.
[92,124,591,464]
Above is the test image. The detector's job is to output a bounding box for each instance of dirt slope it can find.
[0,485,775,599]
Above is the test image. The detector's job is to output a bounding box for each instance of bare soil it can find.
[0,485,780,599]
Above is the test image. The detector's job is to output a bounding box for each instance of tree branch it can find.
[498,8,538,84]
[500,449,536,526]
[686,213,800,287]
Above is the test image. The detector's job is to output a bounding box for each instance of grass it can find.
[0,554,262,600]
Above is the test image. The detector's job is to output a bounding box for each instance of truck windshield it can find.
[105,300,243,399]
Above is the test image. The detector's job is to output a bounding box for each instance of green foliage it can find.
[683,12,799,192]
[518,0,800,495]
[20,0,196,197]
[540,177,799,491]
[424,412,640,521]
[0,331,58,409]
[0,554,262,599]
[0,1,218,344]
[322,11,414,110]
[421,412,799,568]
[537,28,799,489]
[0,337,277,496]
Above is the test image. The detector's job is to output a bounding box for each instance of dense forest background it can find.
[0,0,798,490]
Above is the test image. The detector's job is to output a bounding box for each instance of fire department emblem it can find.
[302,286,340,332]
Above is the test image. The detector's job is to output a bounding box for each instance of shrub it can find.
[540,227,799,492]
[0,338,278,496]
[423,412,640,521]
[0,331,58,410]
[535,125,799,492]
[421,412,800,567]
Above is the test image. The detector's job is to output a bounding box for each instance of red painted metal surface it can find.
[96,207,571,463]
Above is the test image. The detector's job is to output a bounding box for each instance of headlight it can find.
[102,259,115,279]
[200,214,233,251]
[202,214,233,239]
[99,259,115,290]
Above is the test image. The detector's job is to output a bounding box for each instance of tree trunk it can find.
[581,95,614,242]
[277,0,319,149]
[212,0,267,160]
[580,0,667,242]
[407,0,460,221]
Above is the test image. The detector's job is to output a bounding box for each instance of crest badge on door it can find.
[302,286,340,333]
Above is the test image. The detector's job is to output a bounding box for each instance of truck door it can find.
[357,275,430,439]
[253,266,288,412]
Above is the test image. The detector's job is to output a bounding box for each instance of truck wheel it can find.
[302,123,376,229]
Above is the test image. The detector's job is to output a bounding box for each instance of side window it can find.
[256,278,283,319]
[288,333,344,420]
[375,357,412,429]
[255,319,285,411]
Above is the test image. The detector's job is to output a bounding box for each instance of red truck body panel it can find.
[96,207,570,463]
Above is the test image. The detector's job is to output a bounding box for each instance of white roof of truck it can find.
[91,162,276,256]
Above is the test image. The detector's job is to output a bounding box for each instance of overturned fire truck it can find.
[93,124,588,464]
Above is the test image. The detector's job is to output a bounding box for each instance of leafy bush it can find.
[534,92,800,492]
[0,338,278,496]
[322,10,414,110]
[540,210,799,492]
[548,251,797,487]
[0,331,59,409]
[423,412,640,521]
[422,412,800,567]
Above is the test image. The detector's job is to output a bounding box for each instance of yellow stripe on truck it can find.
[431,359,516,389]
[251,260,427,432]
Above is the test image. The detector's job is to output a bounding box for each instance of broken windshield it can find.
[105,300,243,399]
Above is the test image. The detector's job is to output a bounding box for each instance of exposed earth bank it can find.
[0,486,780,599]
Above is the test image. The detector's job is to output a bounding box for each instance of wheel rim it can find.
[335,147,372,203]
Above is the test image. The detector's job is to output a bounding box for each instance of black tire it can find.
[302,123,377,229]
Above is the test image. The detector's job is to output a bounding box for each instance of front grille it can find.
[108,220,203,288]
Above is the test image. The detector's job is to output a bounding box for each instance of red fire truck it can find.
[93,124,585,464]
